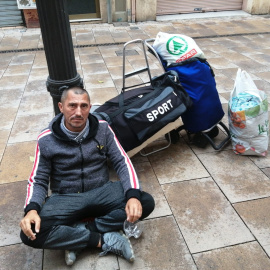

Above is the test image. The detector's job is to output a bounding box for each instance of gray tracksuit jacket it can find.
[24,113,141,214]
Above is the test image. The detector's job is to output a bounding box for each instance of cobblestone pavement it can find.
[1,14,270,269]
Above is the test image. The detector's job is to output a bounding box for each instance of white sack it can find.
[228,69,269,156]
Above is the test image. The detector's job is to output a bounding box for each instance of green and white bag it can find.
[153,32,206,66]
[228,69,269,156]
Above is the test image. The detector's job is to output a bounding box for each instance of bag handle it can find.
[230,68,262,103]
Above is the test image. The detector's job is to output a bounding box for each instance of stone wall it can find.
[243,0,270,14]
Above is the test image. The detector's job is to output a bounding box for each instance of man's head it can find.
[58,86,91,132]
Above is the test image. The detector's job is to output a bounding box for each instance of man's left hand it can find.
[125,198,142,223]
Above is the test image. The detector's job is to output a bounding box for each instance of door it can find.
[67,0,100,21]
[157,0,243,15]
[0,0,23,27]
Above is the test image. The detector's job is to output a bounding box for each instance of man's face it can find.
[58,90,91,132]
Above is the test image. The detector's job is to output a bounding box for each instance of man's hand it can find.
[125,198,142,223]
[19,210,41,241]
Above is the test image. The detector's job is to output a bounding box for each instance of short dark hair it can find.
[60,86,90,103]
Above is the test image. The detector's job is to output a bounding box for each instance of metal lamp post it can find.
[36,0,83,115]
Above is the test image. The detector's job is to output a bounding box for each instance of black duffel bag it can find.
[93,70,192,152]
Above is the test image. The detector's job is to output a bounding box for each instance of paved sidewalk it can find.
[1,14,270,269]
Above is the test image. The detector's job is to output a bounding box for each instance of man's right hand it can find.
[20,210,41,241]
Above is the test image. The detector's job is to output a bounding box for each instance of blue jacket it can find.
[24,113,141,214]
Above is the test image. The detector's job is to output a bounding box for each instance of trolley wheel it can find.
[193,132,208,148]
[206,126,219,138]
[165,130,180,144]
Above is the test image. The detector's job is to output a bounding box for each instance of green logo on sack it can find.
[166,36,188,55]
[258,120,269,135]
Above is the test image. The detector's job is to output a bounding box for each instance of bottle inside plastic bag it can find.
[123,220,144,239]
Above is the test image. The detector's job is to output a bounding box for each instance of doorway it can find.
[67,0,101,21]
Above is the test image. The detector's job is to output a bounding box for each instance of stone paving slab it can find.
[147,138,210,184]
[8,112,53,144]
[0,142,35,185]
[162,177,254,253]
[250,153,270,169]
[32,52,48,69]
[28,68,49,81]
[17,91,54,116]
[207,57,239,70]
[0,107,18,130]
[17,34,40,50]
[215,74,235,92]
[113,76,143,91]
[82,62,110,76]
[0,181,27,246]
[43,249,118,270]
[84,73,115,89]
[99,45,123,57]
[0,88,24,109]
[0,244,43,270]
[89,87,119,104]
[0,35,21,50]
[197,151,270,203]
[133,161,172,219]
[4,63,32,76]
[262,168,270,178]
[193,242,270,270]
[234,197,270,256]
[0,74,29,90]
[119,217,196,270]
[80,54,104,65]
[0,129,10,161]
[9,52,35,66]
[107,65,134,80]
[24,78,49,94]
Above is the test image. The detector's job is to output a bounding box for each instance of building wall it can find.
[99,0,109,22]
[243,0,270,14]
[23,9,40,28]
[135,0,157,22]
[20,0,270,28]
[100,0,127,23]
[134,0,270,22]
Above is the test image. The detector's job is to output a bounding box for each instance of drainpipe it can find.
[107,0,112,23]
[127,0,131,22]
[131,0,136,23]
[36,0,83,115]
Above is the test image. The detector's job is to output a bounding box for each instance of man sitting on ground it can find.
[20,86,155,265]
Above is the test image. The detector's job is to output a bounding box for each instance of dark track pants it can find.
[20,181,155,250]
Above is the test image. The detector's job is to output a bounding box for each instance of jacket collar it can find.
[50,113,99,141]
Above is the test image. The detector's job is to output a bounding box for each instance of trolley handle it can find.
[122,39,152,92]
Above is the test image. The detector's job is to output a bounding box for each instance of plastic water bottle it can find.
[123,220,144,239]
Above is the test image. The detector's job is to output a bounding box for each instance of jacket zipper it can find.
[79,141,85,192]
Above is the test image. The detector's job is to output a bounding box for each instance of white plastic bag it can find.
[152,32,205,66]
[228,69,269,156]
